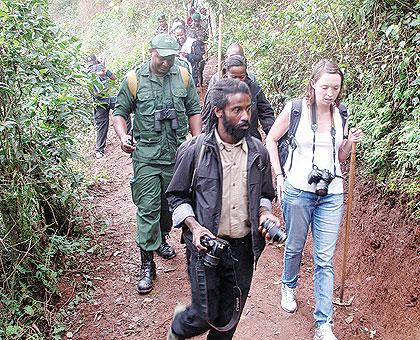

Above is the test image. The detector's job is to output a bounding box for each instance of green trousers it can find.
[131,162,173,251]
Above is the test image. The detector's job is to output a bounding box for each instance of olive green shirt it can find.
[114,60,201,165]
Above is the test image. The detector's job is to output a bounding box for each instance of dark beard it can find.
[221,112,249,142]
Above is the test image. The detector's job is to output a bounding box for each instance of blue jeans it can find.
[282,181,343,327]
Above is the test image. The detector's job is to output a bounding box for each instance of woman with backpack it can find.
[265,59,362,340]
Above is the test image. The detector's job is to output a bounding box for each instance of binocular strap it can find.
[195,256,242,332]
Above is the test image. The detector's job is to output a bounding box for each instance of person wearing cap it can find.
[86,54,99,71]
[86,54,117,158]
[199,7,210,35]
[155,13,169,35]
[113,34,202,295]
[188,12,208,43]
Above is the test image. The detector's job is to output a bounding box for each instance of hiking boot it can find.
[281,283,297,313]
[314,323,337,340]
[167,304,186,340]
[137,249,156,294]
[157,241,176,260]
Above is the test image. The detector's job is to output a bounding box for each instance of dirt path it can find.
[63,126,316,340]
[60,60,419,340]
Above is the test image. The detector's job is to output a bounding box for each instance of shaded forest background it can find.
[0,0,418,338]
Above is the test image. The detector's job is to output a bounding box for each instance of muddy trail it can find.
[59,60,419,340]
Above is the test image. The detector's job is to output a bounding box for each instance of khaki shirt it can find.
[215,130,250,238]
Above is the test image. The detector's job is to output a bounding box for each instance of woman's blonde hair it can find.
[304,59,344,106]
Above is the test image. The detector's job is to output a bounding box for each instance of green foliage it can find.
[213,0,419,198]
[51,0,186,77]
[0,0,92,337]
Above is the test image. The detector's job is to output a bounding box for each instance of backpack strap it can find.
[127,66,189,101]
[178,66,190,89]
[127,69,138,99]
[190,134,206,197]
[338,103,349,138]
[286,99,303,172]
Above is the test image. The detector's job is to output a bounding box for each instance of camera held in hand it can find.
[261,219,287,244]
[154,105,178,132]
[307,165,335,196]
[200,235,229,268]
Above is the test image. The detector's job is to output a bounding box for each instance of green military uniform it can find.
[114,60,201,251]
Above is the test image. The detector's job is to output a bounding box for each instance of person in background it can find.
[155,13,169,35]
[87,54,117,159]
[186,7,196,26]
[265,59,363,340]
[113,34,202,295]
[188,13,208,43]
[187,12,207,87]
[203,55,274,140]
[199,7,211,35]
[207,43,256,90]
[175,25,205,87]
[170,17,185,35]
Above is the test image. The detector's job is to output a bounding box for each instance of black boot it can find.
[157,235,176,260]
[137,249,156,294]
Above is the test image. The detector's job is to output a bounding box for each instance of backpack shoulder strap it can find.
[190,134,206,200]
[287,99,303,138]
[338,103,349,138]
[127,69,138,99]
[178,66,190,89]
[285,98,303,173]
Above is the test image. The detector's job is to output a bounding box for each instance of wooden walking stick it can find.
[339,142,357,302]
[217,12,223,79]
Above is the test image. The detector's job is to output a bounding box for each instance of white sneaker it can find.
[95,151,104,159]
[281,284,297,313]
[314,323,337,340]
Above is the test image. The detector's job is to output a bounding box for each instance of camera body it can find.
[307,165,335,196]
[154,105,178,132]
[200,235,229,268]
[261,219,287,244]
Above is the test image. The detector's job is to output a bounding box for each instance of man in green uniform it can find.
[113,34,202,294]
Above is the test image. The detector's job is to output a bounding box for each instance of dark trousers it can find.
[94,105,110,153]
[172,232,254,339]
[94,104,131,154]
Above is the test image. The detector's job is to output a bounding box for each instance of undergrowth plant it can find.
[210,0,419,201]
[0,0,93,338]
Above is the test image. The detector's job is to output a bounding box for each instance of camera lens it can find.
[262,219,287,244]
[315,180,328,196]
[199,236,228,268]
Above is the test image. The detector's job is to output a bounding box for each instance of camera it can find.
[154,105,178,132]
[200,235,229,268]
[307,165,335,196]
[261,219,287,244]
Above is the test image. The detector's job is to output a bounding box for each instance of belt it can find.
[220,232,251,247]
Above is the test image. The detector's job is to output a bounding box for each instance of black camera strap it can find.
[195,251,242,332]
[310,101,341,179]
